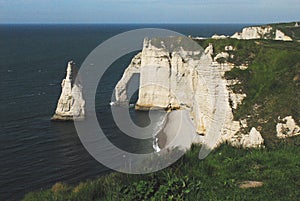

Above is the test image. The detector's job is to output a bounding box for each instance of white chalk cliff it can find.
[52,61,85,121]
[275,30,293,41]
[231,26,292,41]
[115,37,264,149]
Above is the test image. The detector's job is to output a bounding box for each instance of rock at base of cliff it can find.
[51,114,85,121]
[51,114,74,121]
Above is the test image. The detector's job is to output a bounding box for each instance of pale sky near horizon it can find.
[0,0,299,24]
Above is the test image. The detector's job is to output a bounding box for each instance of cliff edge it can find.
[115,37,264,149]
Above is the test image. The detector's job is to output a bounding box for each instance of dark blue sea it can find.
[0,24,249,201]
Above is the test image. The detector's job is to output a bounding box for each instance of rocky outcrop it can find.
[52,61,85,121]
[211,34,228,39]
[225,119,264,149]
[114,37,264,149]
[228,90,246,110]
[275,30,293,41]
[231,26,292,41]
[214,52,229,62]
[276,116,300,138]
[225,46,234,51]
[240,127,264,148]
[231,26,273,40]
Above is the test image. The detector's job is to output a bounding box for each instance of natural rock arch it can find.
[114,37,263,149]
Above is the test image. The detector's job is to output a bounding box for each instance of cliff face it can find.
[231,26,292,41]
[52,61,85,121]
[115,37,264,149]
[136,37,203,111]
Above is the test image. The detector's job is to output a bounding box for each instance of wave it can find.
[152,111,168,152]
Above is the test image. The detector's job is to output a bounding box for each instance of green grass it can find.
[23,143,300,201]
[223,40,300,147]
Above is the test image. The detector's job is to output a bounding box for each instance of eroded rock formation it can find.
[115,37,264,149]
[241,128,264,148]
[52,61,85,121]
[275,30,293,41]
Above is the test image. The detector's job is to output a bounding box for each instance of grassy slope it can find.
[23,29,300,201]
[23,144,300,201]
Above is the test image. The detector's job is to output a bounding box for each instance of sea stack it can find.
[51,61,85,121]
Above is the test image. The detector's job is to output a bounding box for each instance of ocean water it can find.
[0,24,248,201]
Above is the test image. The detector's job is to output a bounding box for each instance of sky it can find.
[0,0,299,24]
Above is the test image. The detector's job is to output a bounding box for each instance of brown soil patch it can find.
[239,181,264,189]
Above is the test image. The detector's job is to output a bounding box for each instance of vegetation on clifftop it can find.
[23,144,300,201]
[198,38,300,147]
[270,22,300,40]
